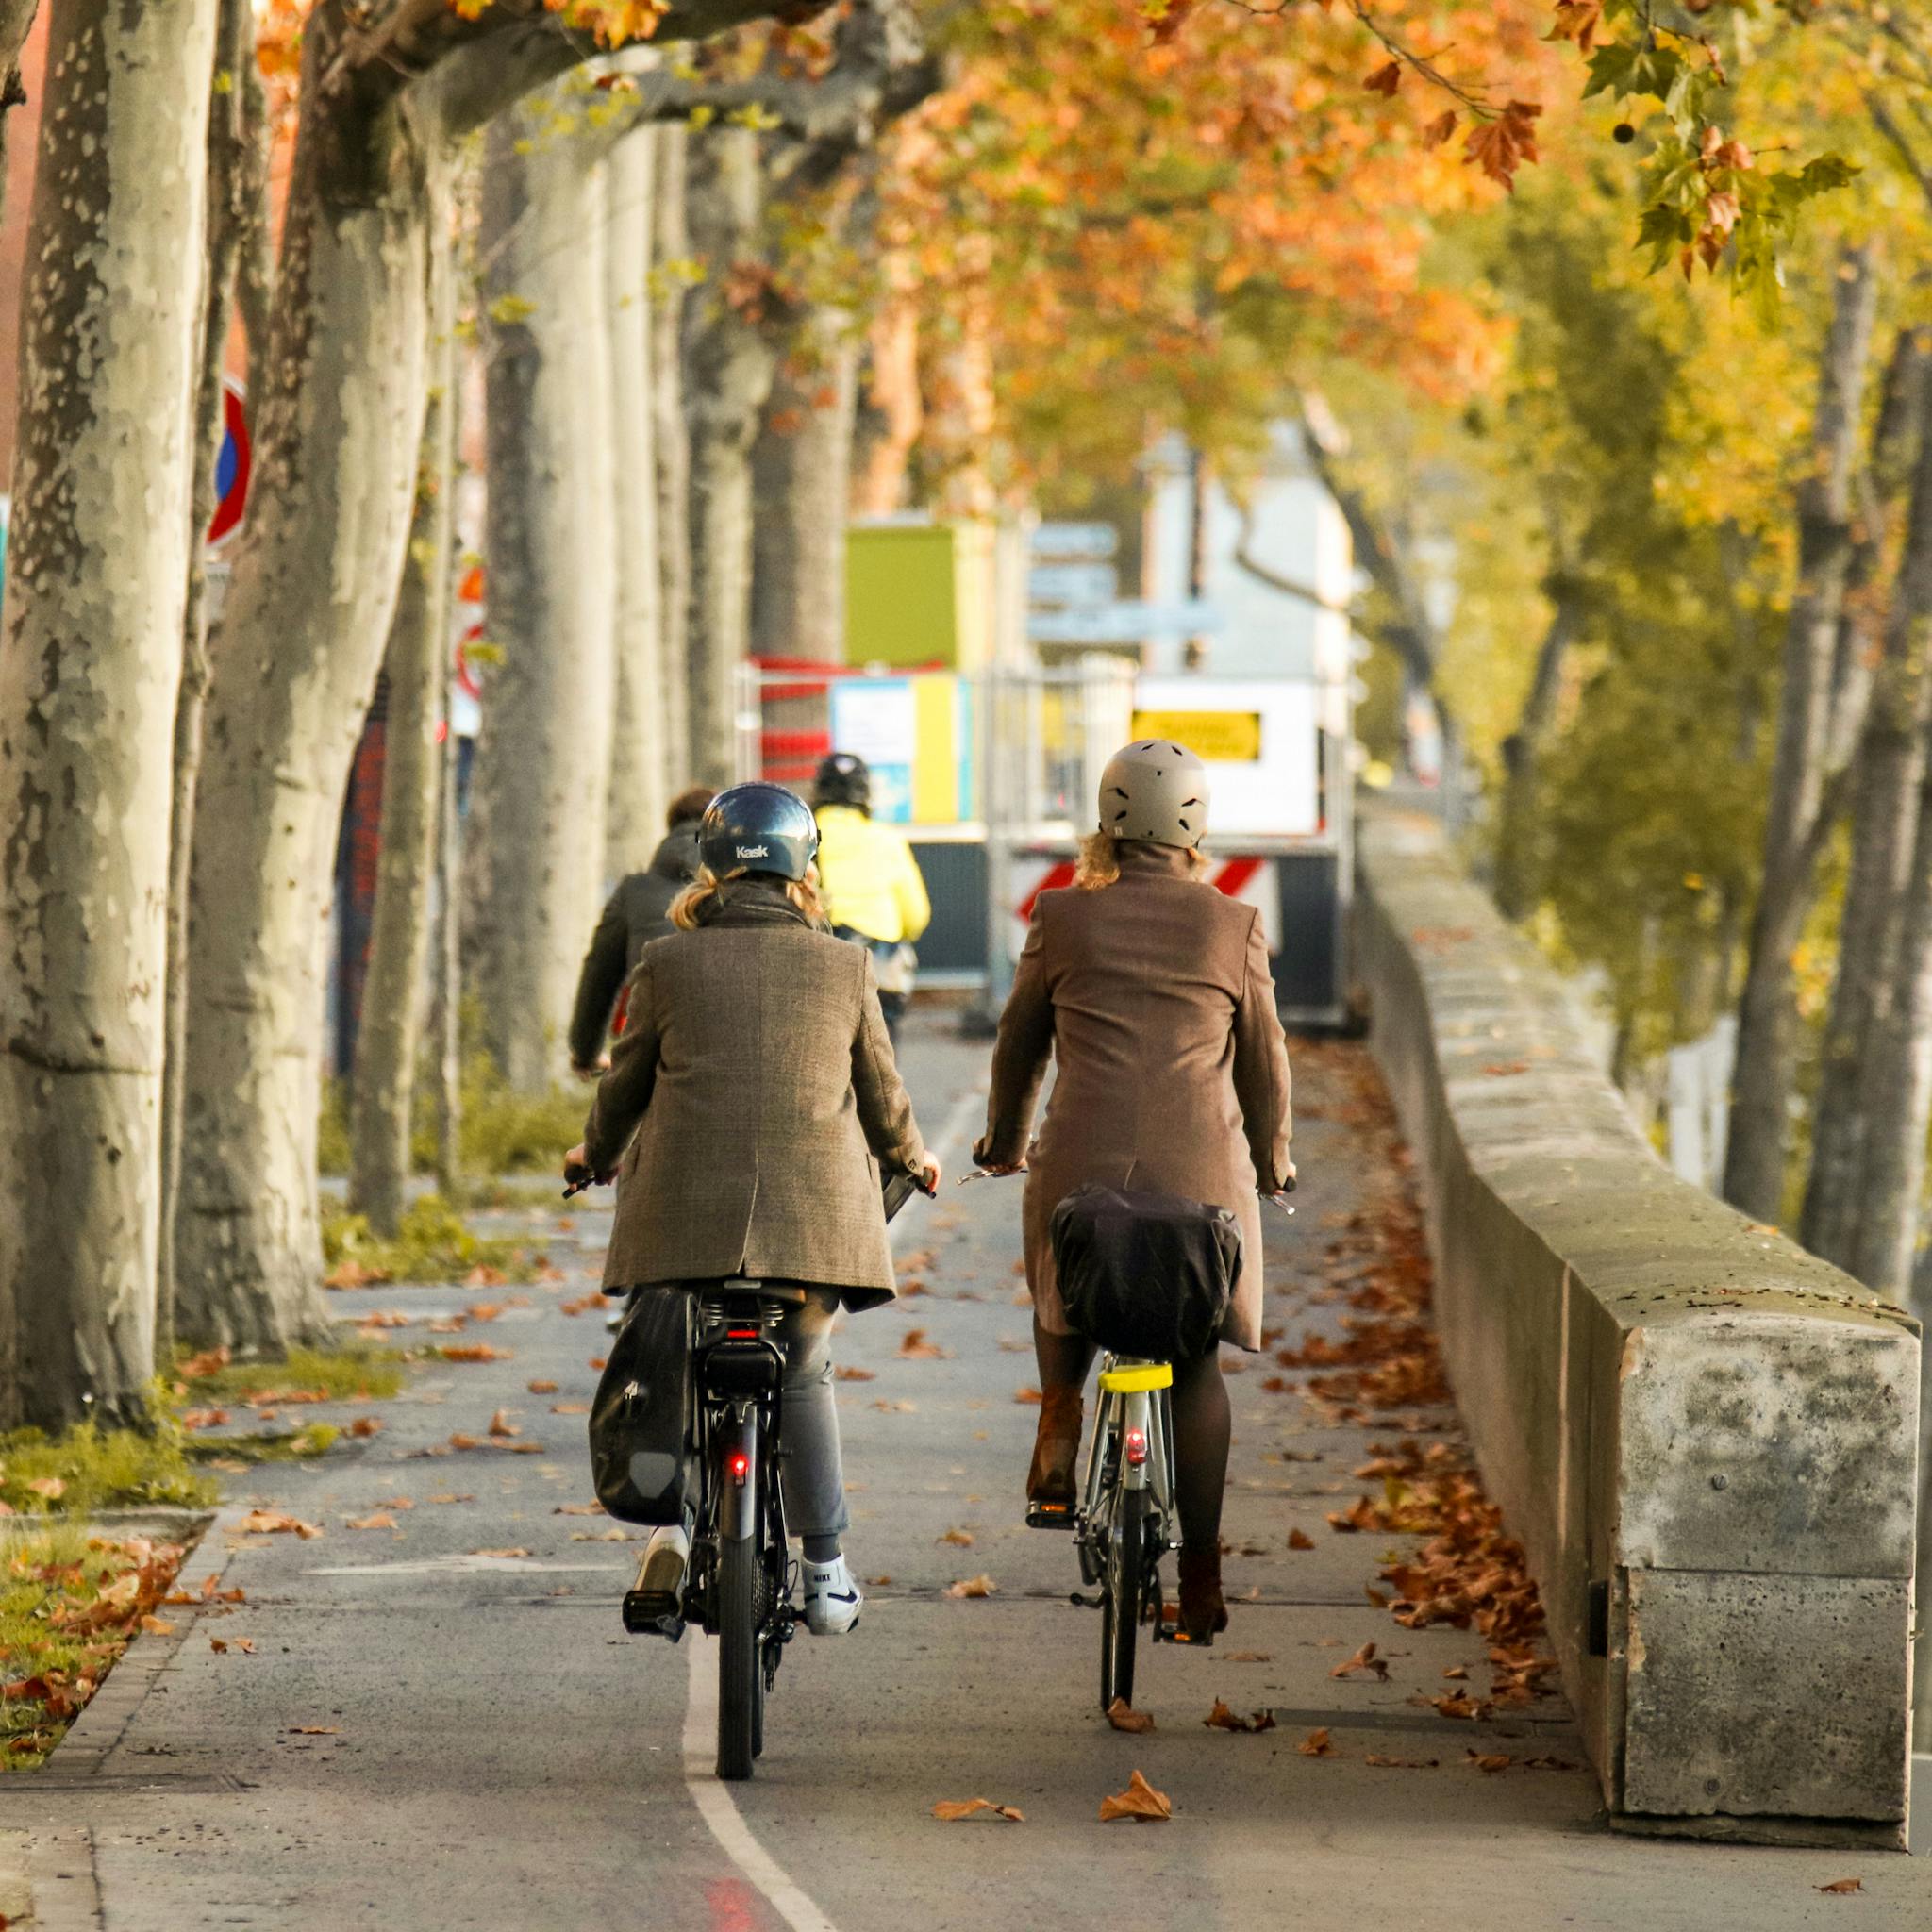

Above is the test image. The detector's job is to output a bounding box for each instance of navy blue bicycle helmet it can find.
[698,783,820,882]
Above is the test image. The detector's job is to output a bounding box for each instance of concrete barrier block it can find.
[1356,802,1921,1848]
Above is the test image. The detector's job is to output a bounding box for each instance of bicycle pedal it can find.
[1026,1502,1077,1530]
[621,1589,685,1639]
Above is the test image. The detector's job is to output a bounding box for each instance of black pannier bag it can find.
[589,1291,695,1524]
[1049,1184,1241,1361]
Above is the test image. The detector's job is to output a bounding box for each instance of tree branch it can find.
[1231,502,1351,614]
[1869,91,1932,212]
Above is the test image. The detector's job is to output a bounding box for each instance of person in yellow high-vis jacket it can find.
[812,752,931,1043]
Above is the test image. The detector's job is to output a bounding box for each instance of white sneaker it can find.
[801,1555,862,1635]
[639,1523,690,1598]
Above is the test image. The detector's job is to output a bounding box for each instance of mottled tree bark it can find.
[1723,245,1879,1222]
[176,8,432,1352]
[653,125,694,791]
[473,106,618,1091]
[0,0,219,1427]
[603,125,668,877]
[851,275,921,517]
[683,125,774,787]
[348,196,457,1236]
[751,308,859,661]
[1802,327,1932,1267]
[158,0,265,1372]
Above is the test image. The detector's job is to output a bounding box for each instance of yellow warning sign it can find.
[1129,709,1263,764]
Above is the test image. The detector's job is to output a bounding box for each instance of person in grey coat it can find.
[567,785,713,1075]
[565,783,940,1636]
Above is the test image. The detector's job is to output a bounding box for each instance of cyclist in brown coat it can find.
[975,740,1293,1641]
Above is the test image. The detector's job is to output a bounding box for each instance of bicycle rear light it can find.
[728,1451,750,1484]
[1124,1426,1148,1467]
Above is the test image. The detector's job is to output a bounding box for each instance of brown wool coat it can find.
[974,841,1293,1351]
[584,882,927,1308]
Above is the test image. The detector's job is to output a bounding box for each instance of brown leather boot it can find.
[1176,1545,1228,1643]
[1024,1386,1083,1528]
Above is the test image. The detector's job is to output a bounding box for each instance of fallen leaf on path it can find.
[488,1408,520,1438]
[1441,1666,1467,1680]
[179,1408,229,1431]
[938,1528,974,1547]
[573,1528,631,1541]
[139,1615,175,1635]
[1465,1751,1511,1774]
[898,1327,949,1359]
[426,1493,474,1505]
[465,1303,505,1322]
[1098,1770,1171,1822]
[448,1434,485,1451]
[1330,1641,1389,1682]
[527,1380,559,1393]
[345,1416,383,1439]
[1206,1700,1275,1734]
[1286,1528,1315,1551]
[590,1357,608,1371]
[1220,1652,1273,1663]
[867,1574,892,1587]
[1520,1755,1576,1771]
[287,1726,339,1736]
[377,1497,415,1511]
[872,1399,916,1413]
[465,1266,507,1288]
[509,1441,547,1455]
[180,1346,231,1378]
[1295,1727,1334,1757]
[560,1293,602,1316]
[1364,1586,1389,1608]
[1365,1754,1439,1769]
[898,1279,929,1297]
[932,1797,1024,1823]
[834,1365,876,1382]
[1106,1698,1154,1733]
[944,1574,997,1598]
[550,1402,589,1414]
[997,1338,1029,1353]
[237,1510,323,1540]
[470,1548,530,1559]
[1816,1878,1863,1895]
[427,1318,468,1335]
[554,1503,605,1516]
[1428,1691,1485,1721]
[1010,1287,1031,1307]
[1013,1387,1042,1405]
[356,1310,412,1329]
[345,1513,397,1531]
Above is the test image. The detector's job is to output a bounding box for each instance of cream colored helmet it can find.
[1097,739,1210,850]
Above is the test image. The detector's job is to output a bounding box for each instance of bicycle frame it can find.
[1076,1357,1179,1585]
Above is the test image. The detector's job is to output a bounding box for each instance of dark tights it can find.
[1033,1319,1231,1552]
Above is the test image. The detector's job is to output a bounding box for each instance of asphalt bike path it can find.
[8,1019,1929,1929]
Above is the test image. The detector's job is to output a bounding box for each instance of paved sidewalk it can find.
[5,1020,1927,1929]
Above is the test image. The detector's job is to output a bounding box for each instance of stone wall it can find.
[1355,803,1921,1848]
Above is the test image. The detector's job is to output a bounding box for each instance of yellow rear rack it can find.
[1098,1362,1172,1393]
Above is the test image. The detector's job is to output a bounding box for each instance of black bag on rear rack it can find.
[1049,1184,1241,1361]
[589,1291,694,1524]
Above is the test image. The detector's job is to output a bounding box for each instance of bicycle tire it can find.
[1101,1487,1147,1712]
[717,1537,760,1781]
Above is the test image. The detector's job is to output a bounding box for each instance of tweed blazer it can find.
[584,882,927,1307]
[974,841,1293,1350]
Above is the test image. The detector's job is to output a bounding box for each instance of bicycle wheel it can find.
[717,1537,760,1781]
[1100,1487,1148,1712]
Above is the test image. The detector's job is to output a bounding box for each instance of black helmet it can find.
[698,783,819,883]
[814,750,872,811]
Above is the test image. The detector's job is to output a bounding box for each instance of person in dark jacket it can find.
[568,786,712,1076]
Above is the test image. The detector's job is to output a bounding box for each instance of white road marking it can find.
[307,1557,628,1576]
[683,1632,841,1932]
[895,1077,990,1255]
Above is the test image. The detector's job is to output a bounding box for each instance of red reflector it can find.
[725,1328,758,1340]
[1124,1427,1148,1467]
[728,1452,749,1482]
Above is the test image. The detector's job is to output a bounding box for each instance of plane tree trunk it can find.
[603,125,667,878]
[0,0,220,1427]
[473,104,619,1091]
[1721,244,1879,1223]
[175,10,434,1351]
[348,202,457,1236]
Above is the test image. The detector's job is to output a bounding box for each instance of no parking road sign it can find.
[205,375,251,549]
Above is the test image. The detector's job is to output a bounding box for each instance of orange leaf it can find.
[527,1380,559,1393]
[1466,1750,1512,1774]
[1363,59,1401,96]
[1107,1697,1155,1733]
[1330,1641,1389,1682]
[932,1797,1024,1823]
[1296,1727,1334,1757]
[897,1327,949,1360]
[345,1512,396,1531]
[1013,1386,1043,1405]
[470,1548,530,1560]
[943,1574,997,1599]
[1816,1878,1862,1895]
[1287,1528,1315,1551]
[1206,1699,1276,1734]
[1099,1769,1172,1822]
[439,1344,511,1363]
[1422,108,1458,148]
[237,1509,323,1540]
[938,1528,974,1547]
[488,1408,520,1439]
[834,1365,876,1382]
